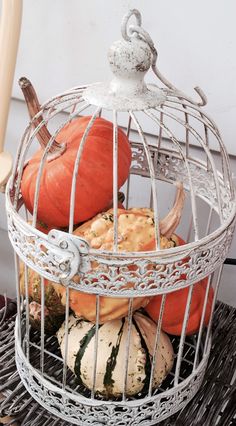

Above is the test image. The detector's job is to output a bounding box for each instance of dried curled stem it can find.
[19,77,66,159]
[160,182,185,238]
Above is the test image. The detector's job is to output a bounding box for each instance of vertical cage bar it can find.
[157,109,163,151]
[113,110,119,252]
[126,115,132,138]
[174,284,194,386]
[91,295,100,399]
[183,107,190,159]
[203,119,210,172]
[186,216,193,243]
[148,294,166,396]
[154,106,224,225]
[30,101,90,228]
[125,175,131,210]
[13,124,32,209]
[165,99,234,194]
[24,263,30,360]
[17,99,88,227]
[203,264,223,355]
[193,274,212,370]
[69,106,101,233]
[205,207,213,236]
[131,111,161,250]
[14,253,22,345]
[62,286,70,391]
[125,115,132,210]
[145,109,200,241]
[40,276,45,374]
[122,298,133,401]
[149,190,153,209]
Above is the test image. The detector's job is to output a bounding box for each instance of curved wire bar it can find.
[193,274,212,371]
[40,275,45,374]
[32,100,90,228]
[174,284,194,386]
[11,92,82,191]
[203,264,224,356]
[144,109,200,241]
[44,93,83,123]
[164,100,233,184]
[126,22,207,108]
[148,294,166,396]
[68,106,102,233]
[24,263,30,361]
[91,295,100,399]
[130,111,161,250]
[113,110,119,252]
[121,9,142,42]
[164,101,219,140]
[164,98,234,196]
[12,122,33,203]
[153,106,224,224]
[125,116,132,210]
[39,86,88,112]
[14,254,22,345]
[13,96,87,209]
[62,287,70,393]
[122,298,133,401]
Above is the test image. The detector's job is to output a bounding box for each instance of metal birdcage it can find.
[5,9,236,426]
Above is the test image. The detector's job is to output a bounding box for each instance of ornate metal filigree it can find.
[15,333,209,426]
[6,160,236,296]
[69,219,235,296]
[6,191,90,282]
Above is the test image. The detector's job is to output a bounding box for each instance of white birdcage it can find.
[5,9,236,426]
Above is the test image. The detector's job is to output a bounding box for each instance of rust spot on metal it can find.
[135,62,148,72]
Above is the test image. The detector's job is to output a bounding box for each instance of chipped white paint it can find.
[83,19,166,110]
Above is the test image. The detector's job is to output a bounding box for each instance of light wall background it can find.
[0,0,235,304]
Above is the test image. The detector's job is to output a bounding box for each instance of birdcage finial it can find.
[120,9,207,107]
[83,9,207,110]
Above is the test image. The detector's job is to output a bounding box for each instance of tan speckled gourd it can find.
[53,184,185,323]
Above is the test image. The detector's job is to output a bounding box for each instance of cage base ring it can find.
[15,319,211,426]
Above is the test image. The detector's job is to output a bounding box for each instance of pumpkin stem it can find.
[19,77,66,159]
[160,182,185,238]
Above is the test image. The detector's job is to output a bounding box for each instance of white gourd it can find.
[57,312,174,397]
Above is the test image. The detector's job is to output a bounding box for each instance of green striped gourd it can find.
[57,312,174,398]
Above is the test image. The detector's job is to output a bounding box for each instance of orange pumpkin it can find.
[21,116,131,228]
[145,278,213,336]
[145,237,214,335]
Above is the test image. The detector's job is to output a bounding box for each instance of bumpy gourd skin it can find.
[57,312,174,398]
[19,263,65,334]
[21,116,132,227]
[74,208,179,251]
[53,208,179,323]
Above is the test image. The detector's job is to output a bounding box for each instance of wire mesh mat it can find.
[0,301,236,426]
